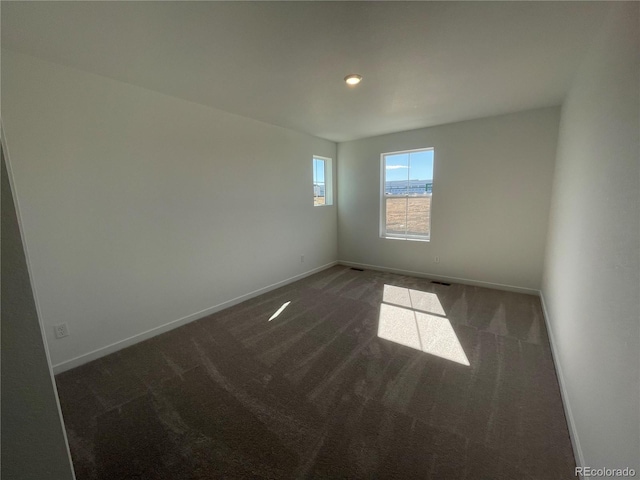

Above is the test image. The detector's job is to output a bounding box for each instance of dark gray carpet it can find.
[55,265,575,479]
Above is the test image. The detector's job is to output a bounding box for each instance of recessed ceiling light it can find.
[344,74,363,86]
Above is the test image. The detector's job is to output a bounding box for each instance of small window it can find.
[381,148,434,241]
[313,156,333,206]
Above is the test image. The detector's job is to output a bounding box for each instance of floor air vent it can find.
[350,268,364,271]
[431,281,451,286]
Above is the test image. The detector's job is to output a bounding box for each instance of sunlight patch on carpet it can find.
[378,296,470,366]
[269,301,291,321]
[383,284,446,316]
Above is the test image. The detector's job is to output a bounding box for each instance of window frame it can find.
[380,147,434,242]
[313,155,333,206]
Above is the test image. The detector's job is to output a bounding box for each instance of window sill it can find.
[381,235,430,243]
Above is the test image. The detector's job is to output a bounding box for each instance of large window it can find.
[313,156,333,206]
[381,148,434,241]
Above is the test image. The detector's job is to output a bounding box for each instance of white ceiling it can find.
[2,1,610,142]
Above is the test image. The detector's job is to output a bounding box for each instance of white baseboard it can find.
[52,261,338,374]
[539,291,585,472]
[338,260,539,295]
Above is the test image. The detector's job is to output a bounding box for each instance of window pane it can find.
[381,148,433,241]
[313,158,325,183]
[406,196,431,237]
[386,197,408,235]
[313,158,326,206]
[384,153,409,195]
[407,150,434,195]
[314,182,325,205]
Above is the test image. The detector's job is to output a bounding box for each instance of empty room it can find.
[1,2,638,479]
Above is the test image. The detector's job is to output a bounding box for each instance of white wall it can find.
[2,50,337,370]
[337,107,560,292]
[541,3,639,473]
[1,144,75,480]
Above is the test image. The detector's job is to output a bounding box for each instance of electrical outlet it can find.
[54,323,69,339]
[300,255,305,263]
[434,256,440,264]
